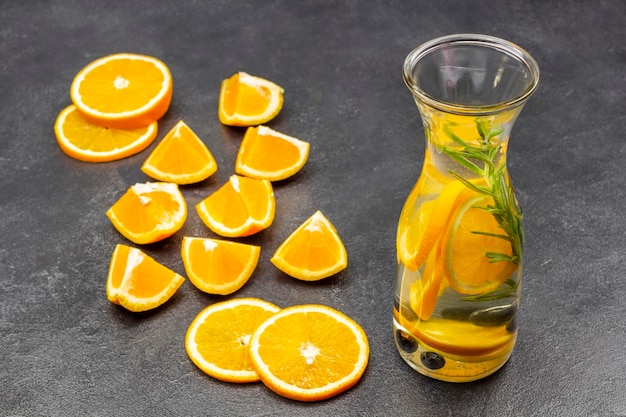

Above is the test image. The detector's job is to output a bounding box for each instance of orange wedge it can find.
[235,125,310,181]
[270,211,347,281]
[397,180,466,271]
[181,237,260,295]
[218,72,284,126]
[141,120,218,184]
[249,304,369,402]
[196,175,275,237]
[106,244,185,312]
[106,182,187,244]
[70,53,172,129]
[442,189,517,295]
[186,298,281,383]
[54,105,158,162]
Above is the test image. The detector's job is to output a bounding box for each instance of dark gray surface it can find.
[1,1,625,416]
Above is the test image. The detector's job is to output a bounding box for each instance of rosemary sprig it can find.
[441,119,523,301]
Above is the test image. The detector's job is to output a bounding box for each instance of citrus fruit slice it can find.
[218,72,284,126]
[141,120,218,184]
[235,125,310,181]
[409,248,444,321]
[106,244,185,312]
[270,211,347,281]
[196,175,275,237]
[406,317,515,358]
[181,237,260,295]
[249,304,369,402]
[397,180,466,271]
[442,190,517,295]
[70,53,173,129]
[186,298,281,383]
[54,105,158,162]
[106,182,187,244]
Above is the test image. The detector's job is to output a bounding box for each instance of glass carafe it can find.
[393,34,540,382]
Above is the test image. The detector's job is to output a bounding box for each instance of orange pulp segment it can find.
[235,125,310,181]
[70,53,173,129]
[248,304,369,402]
[106,244,185,312]
[54,105,158,162]
[185,298,281,383]
[181,237,260,295]
[196,174,275,237]
[106,182,187,244]
[270,211,347,281]
[218,72,284,126]
[141,120,218,184]
[443,190,517,295]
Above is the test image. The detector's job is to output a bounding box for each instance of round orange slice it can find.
[218,72,284,126]
[106,244,185,312]
[235,125,310,181]
[141,120,218,184]
[249,304,369,402]
[54,105,158,162]
[70,53,173,129]
[270,210,347,281]
[196,175,275,237]
[442,190,518,295]
[181,237,260,295]
[106,182,187,244]
[185,298,281,383]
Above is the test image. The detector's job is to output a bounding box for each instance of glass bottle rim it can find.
[403,34,540,115]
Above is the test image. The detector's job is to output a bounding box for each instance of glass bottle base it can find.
[393,318,515,383]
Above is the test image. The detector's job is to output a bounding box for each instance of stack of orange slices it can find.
[185,298,369,401]
[55,53,173,162]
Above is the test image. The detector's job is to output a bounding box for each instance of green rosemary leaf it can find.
[442,148,484,175]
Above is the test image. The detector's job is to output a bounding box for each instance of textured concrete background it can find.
[1,1,625,416]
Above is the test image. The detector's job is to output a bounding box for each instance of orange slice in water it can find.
[185,298,281,383]
[409,247,445,321]
[54,105,158,162]
[70,53,173,129]
[407,317,516,358]
[196,175,275,237]
[397,180,466,271]
[181,237,260,295]
[443,190,518,295]
[235,125,310,181]
[106,244,185,312]
[270,211,347,281]
[249,304,369,402]
[106,182,187,244]
[218,72,284,126]
[141,120,218,184]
